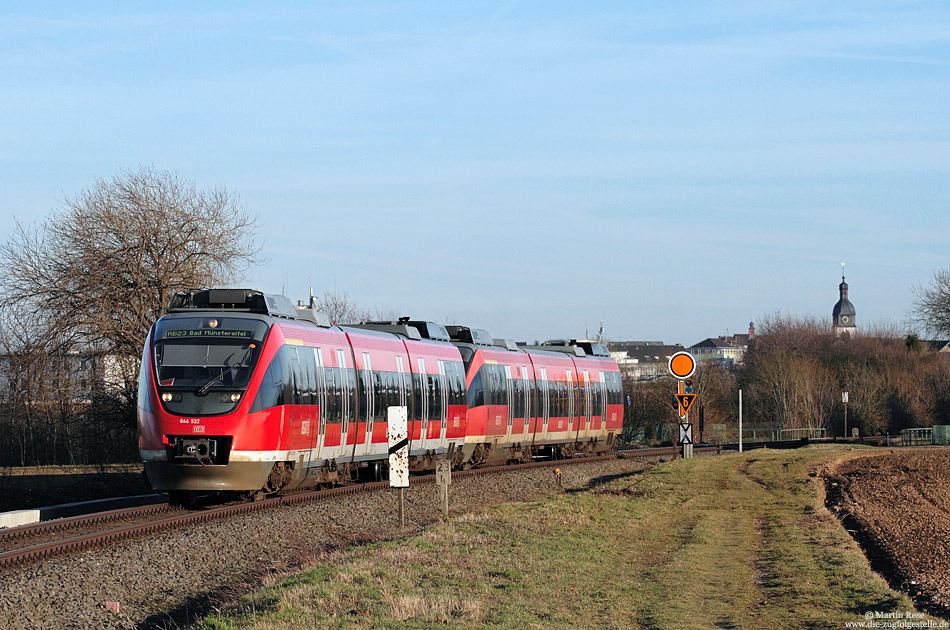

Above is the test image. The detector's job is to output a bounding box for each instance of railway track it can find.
[4,441,817,571]
[1,439,872,571]
[1,448,689,571]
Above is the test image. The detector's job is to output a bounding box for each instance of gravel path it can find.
[0,457,662,630]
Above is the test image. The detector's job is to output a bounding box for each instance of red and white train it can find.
[137,289,624,500]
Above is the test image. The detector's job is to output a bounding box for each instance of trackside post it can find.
[669,352,696,459]
[436,460,451,518]
[388,406,409,528]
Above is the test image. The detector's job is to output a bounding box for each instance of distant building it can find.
[927,340,950,353]
[607,341,686,380]
[832,267,857,337]
[689,322,755,368]
[0,348,131,406]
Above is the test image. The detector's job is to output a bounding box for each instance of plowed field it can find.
[825,448,950,618]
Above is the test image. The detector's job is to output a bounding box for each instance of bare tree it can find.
[692,362,738,440]
[0,166,264,368]
[314,288,370,324]
[913,268,950,337]
[0,167,264,464]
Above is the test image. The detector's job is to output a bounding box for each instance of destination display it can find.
[164,329,253,339]
[154,317,269,343]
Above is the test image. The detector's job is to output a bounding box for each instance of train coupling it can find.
[168,436,231,465]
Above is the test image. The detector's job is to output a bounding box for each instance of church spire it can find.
[833,263,856,336]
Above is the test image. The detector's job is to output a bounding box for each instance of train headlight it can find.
[231,393,241,402]
[162,392,173,402]
[219,393,242,403]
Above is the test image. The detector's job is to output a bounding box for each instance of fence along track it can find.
[1,449,688,571]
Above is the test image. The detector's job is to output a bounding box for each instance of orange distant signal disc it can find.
[668,351,695,379]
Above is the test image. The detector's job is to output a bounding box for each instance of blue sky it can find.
[1,2,947,345]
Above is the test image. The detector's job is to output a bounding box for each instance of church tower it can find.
[832,264,856,337]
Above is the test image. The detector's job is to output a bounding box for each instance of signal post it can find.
[669,352,697,459]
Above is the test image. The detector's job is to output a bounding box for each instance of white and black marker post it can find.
[387,406,409,528]
[436,459,451,518]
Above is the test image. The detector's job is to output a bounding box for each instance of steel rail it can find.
[0,503,175,543]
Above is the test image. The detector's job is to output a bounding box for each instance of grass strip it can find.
[192,446,926,629]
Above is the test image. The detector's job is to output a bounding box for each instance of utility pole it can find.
[739,389,743,453]
[842,391,849,439]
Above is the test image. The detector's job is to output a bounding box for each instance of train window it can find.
[490,365,506,406]
[538,368,551,429]
[412,371,425,424]
[468,369,484,408]
[250,346,290,412]
[396,357,409,409]
[374,371,384,415]
[324,365,341,425]
[555,381,568,418]
[555,379,565,418]
[485,365,497,406]
[457,346,475,371]
[344,366,356,430]
[288,347,302,405]
[429,372,442,423]
[598,371,607,419]
[568,371,576,421]
[503,365,513,420]
[512,374,525,419]
[605,371,622,405]
[373,370,384,420]
[388,371,399,412]
[360,353,374,424]
[154,341,259,390]
[314,348,326,432]
[297,347,315,406]
[447,361,466,406]
[137,343,153,413]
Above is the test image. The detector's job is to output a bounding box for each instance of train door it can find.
[298,347,318,465]
[504,365,514,440]
[520,366,531,439]
[356,352,374,460]
[566,370,576,440]
[313,348,327,462]
[337,349,352,459]
[582,370,592,440]
[286,348,310,454]
[540,367,549,441]
[438,360,449,444]
[598,371,608,432]
[396,356,407,408]
[417,357,429,449]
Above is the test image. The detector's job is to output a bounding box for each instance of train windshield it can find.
[152,317,269,390]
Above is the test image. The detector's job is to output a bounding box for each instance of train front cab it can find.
[138,310,286,494]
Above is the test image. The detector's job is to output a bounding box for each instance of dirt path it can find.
[825,448,950,619]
